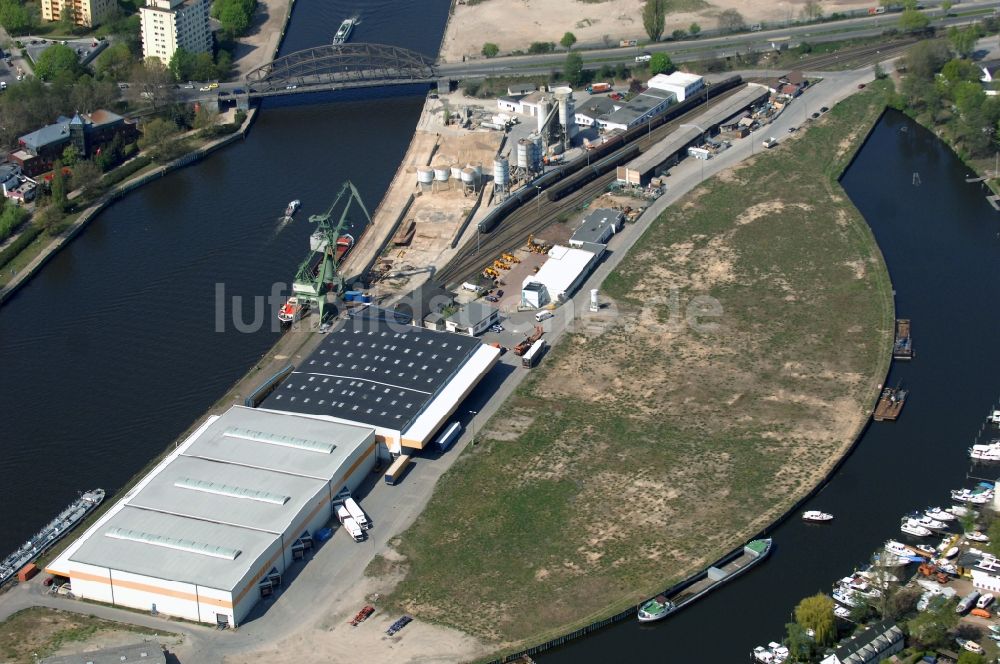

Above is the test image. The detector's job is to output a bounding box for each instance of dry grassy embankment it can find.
[374,82,895,653]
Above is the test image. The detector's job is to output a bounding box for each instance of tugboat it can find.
[277,296,307,324]
[333,17,355,44]
[802,510,834,523]
[873,384,907,422]
[893,319,913,360]
[285,199,300,219]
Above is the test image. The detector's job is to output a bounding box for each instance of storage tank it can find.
[493,157,510,187]
[554,86,577,143]
[531,134,544,169]
[434,167,450,182]
[470,161,483,178]
[590,289,599,312]
[461,167,476,186]
[516,139,531,170]
[450,164,463,179]
[416,167,434,184]
[537,97,551,133]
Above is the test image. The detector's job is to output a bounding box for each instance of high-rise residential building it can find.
[41,0,116,28]
[139,0,212,64]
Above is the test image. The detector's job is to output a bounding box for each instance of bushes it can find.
[101,155,152,187]
[0,201,29,243]
[0,223,42,270]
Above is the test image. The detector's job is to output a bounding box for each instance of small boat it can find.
[350,605,374,626]
[990,410,1000,426]
[970,442,1000,462]
[336,233,354,262]
[278,296,307,324]
[833,605,852,620]
[873,385,907,422]
[967,531,991,543]
[802,510,833,523]
[948,505,976,518]
[908,513,948,531]
[952,488,993,504]
[893,319,913,360]
[285,199,300,218]
[925,507,956,522]
[832,588,862,607]
[885,540,916,557]
[901,519,932,537]
[838,575,881,599]
[637,594,675,622]
[333,17,355,44]
[943,546,960,559]
[915,544,937,556]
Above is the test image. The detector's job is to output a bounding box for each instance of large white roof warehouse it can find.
[262,308,500,452]
[47,407,377,628]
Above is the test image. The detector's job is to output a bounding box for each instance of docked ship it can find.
[0,488,105,585]
[336,233,354,262]
[893,319,913,360]
[332,18,355,44]
[873,385,906,422]
[285,199,300,219]
[636,538,772,623]
[278,296,307,324]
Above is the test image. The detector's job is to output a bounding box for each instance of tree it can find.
[528,41,555,54]
[94,42,135,83]
[560,32,577,50]
[563,51,584,87]
[784,622,814,661]
[718,9,746,34]
[689,22,701,36]
[802,0,823,20]
[70,74,98,113]
[793,593,836,645]
[218,0,251,36]
[874,62,887,80]
[34,44,82,81]
[70,159,102,194]
[61,144,79,167]
[899,8,931,33]
[948,26,981,59]
[49,159,67,211]
[0,199,29,241]
[958,651,986,664]
[941,59,980,84]
[642,0,666,42]
[481,42,499,58]
[907,597,959,649]
[168,47,196,82]
[905,40,951,80]
[648,52,674,75]
[193,106,218,130]
[0,0,34,35]
[138,117,178,159]
[671,29,686,40]
[130,59,175,108]
[35,203,67,235]
[191,52,217,81]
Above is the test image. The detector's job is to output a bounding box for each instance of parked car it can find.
[182,82,194,89]
[635,52,652,63]
[285,84,298,90]
[233,88,246,94]
[219,91,230,97]
[496,289,504,297]
[811,112,820,119]
[208,82,219,90]
[858,83,866,89]
[485,295,499,302]
[199,85,212,91]
[820,106,829,113]
[490,324,504,333]
[787,126,796,133]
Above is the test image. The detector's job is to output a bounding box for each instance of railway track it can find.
[792,38,917,71]
[434,86,748,286]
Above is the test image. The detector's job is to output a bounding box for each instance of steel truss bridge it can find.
[244,43,438,97]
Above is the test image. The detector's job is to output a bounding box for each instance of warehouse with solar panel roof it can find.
[46,306,500,626]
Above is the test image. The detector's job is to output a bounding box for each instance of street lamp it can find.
[469,410,478,444]
[534,185,542,212]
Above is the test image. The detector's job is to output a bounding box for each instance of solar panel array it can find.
[263,318,480,430]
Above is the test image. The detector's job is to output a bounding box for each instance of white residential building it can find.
[140,0,212,64]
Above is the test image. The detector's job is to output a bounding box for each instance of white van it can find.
[535,310,554,322]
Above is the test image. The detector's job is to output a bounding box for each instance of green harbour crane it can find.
[291,181,372,322]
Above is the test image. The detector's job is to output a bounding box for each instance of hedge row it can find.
[0,223,43,271]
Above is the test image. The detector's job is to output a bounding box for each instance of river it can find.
[0,0,449,555]
[540,110,1000,660]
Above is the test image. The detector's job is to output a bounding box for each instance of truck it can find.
[435,421,462,452]
[587,82,611,94]
[521,339,547,368]
[762,137,778,149]
[619,39,638,48]
[513,325,544,356]
[337,505,365,542]
[343,496,370,530]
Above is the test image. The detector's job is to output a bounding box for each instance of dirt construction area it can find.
[439,0,881,62]
[376,84,895,653]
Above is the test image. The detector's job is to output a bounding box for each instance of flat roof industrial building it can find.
[47,407,378,628]
[521,244,603,308]
[262,309,500,452]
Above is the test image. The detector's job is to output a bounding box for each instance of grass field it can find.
[375,82,895,652]
[0,607,170,663]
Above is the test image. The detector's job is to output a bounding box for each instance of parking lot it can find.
[23,36,107,73]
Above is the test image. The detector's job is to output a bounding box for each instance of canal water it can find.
[542,110,1000,661]
[0,0,449,554]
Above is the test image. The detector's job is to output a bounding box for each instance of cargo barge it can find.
[0,488,105,586]
[893,319,913,360]
[874,385,907,422]
[636,538,772,622]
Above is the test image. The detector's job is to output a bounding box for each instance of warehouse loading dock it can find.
[616,84,771,187]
